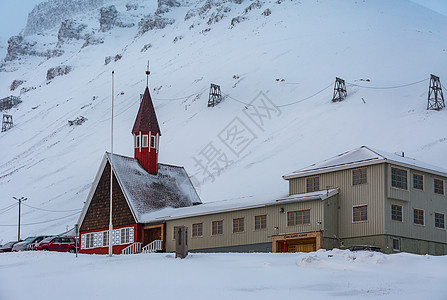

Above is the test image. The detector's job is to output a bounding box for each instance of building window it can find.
[192,223,203,237]
[435,213,445,229]
[255,215,267,230]
[287,210,311,226]
[306,177,319,192]
[391,205,402,222]
[393,238,401,251]
[142,135,148,147]
[353,168,367,185]
[120,228,130,244]
[353,205,367,222]
[413,174,423,190]
[85,233,94,249]
[102,231,109,247]
[434,179,444,195]
[212,220,223,235]
[391,167,407,190]
[413,209,424,225]
[150,135,156,148]
[135,135,140,148]
[233,218,244,233]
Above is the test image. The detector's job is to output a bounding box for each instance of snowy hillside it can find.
[0,0,446,242]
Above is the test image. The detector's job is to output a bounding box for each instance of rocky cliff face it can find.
[23,0,105,36]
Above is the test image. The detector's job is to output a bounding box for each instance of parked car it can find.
[34,236,79,253]
[348,245,381,252]
[12,235,51,252]
[0,241,20,253]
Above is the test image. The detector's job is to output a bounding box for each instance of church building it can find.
[77,71,201,255]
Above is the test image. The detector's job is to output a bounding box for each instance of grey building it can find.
[140,146,447,254]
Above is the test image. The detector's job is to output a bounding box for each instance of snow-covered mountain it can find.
[0,0,446,243]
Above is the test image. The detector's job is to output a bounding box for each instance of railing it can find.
[142,240,163,253]
[121,242,142,255]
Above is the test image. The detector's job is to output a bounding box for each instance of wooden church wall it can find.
[80,162,136,232]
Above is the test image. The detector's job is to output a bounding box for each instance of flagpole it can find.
[109,70,114,257]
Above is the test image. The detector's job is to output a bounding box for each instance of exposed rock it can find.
[173,35,184,43]
[105,56,112,65]
[243,0,263,14]
[126,3,139,10]
[82,34,104,48]
[57,19,87,43]
[47,65,72,81]
[68,116,87,126]
[230,16,246,28]
[100,5,118,31]
[207,12,224,25]
[5,35,63,61]
[23,0,105,36]
[137,15,175,36]
[5,36,36,61]
[140,43,152,52]
[159,0,181,8]
[185,9,199,21]
[262,8,271,16]
[20,87,36,94]
[10,80,26,91]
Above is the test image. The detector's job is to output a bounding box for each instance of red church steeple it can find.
[132,64,161,175]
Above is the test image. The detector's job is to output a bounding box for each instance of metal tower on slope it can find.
[208,84,223,107]
[332,77,347,102]
[427,74,445,111]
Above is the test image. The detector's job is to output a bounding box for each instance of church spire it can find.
[132,63,161,175]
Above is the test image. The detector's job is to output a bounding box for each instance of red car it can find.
[34,236,79,253]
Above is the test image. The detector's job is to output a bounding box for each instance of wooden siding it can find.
[386,164,447,244]
[80,162,136,232]
[164,197,337,252]
[288,164,386,239]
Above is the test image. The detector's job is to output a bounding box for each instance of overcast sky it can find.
[0,0,446,42]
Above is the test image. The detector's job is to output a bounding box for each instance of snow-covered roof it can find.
[139,189,339,223]
[283,146,447,180]
[108,153,201,221]
[78,153,201,226]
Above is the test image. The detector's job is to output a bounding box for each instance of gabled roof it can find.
[132,87,161,135]
[283,146,447,180]
[78,153,201,226]
[138,189,339,223]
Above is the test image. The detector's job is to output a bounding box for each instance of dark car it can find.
[0,241,20,253]
[348,245,381,252]
[34,236,79,253]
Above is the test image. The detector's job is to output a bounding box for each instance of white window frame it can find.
[142,135,149,147]
[121,227,130,244]
[150,135,156,149]
[135,135,140,149]
[102,231,109,247]
[85,233,94,249]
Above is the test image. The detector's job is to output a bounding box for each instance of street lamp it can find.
[12,196,27,241]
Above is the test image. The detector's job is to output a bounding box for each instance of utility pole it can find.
[12,196,27,241]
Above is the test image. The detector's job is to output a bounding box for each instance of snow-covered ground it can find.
[0,0,446,242]
[1,250,447,299]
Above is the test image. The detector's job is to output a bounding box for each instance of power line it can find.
[22,203,82,213]
[0,203,17,212]
[346,78,429,90]
[0,211,80,227]
[0,203,18,215]
[152,88,208,101]
[277,81,335,108]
